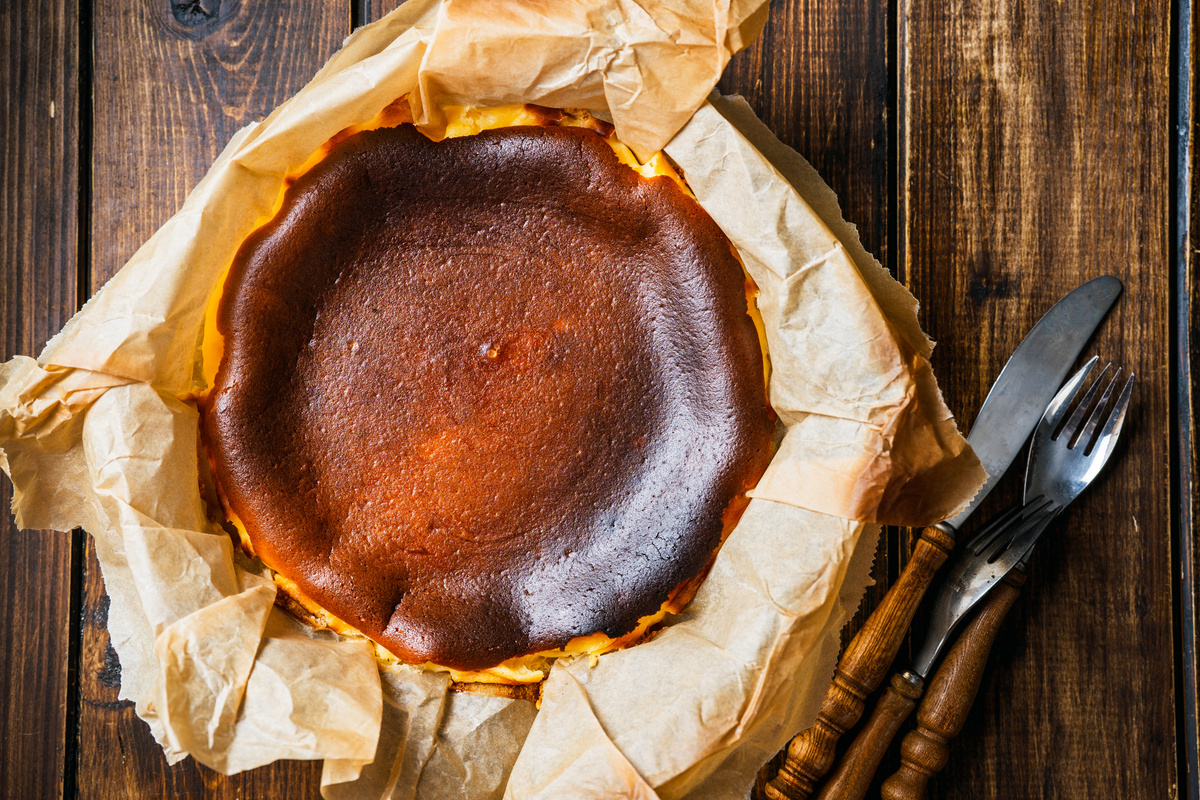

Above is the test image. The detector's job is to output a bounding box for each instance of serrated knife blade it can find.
[943,275,1122,530]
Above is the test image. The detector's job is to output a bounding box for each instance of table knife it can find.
[764,275,1123,800]
[878,364,1135,800]
[813,500,1055,800]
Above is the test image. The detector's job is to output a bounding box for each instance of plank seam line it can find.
[1170,0,1199,794]
[888,0,903,602]
[63,0,93,796]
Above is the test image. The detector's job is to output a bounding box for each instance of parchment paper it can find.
[0,1,985,798]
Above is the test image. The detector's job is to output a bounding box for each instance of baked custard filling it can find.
[198,99,774,686]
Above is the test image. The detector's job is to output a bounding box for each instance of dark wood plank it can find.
[1183,0,1199,791]
[713,1,893,795]
[717,0,895,653]
[0,525,76,800]
[358,0,405,25]
[901,1,1174,797]
[719,0,890,263]
[80,1,346,796]
[90,0,348,284]
[0,1,80,798]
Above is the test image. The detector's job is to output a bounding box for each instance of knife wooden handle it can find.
[880,569,1027,800]
[812,672,924,800]
[764,525,955,800]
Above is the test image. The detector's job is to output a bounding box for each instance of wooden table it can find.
[1,1,1194,797]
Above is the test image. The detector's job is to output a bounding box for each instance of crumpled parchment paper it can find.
[0,1,984,797]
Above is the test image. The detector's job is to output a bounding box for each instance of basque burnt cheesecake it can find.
[199,105,774,681]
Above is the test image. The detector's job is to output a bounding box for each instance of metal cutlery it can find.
[763,277,1122,800]
[811,501,1056,800]
[1021,359,1135,514]
[879,358,1135,800]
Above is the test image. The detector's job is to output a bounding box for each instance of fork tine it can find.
[987,501,1059,569]
[980,497,1055,562]
[965,503,1024,555]
[1087,373,1135,460]
[1077,367,1122,450]
[1058,361,1111,442]
[1038,356,1099,437]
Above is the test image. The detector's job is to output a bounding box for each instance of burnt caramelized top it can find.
[201,123,773,671]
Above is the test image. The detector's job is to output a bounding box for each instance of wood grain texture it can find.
[358,0,405,25]
[714,3,892,794]
[1183,0,1199,791]
[717,0,894,670]
[882,571,1027,800]
[765,527,955,800]
[718,0,890,263]
[0,1,79,798]
[80,1,346,797]
[900,0,1175,796]
[815,672,923,800]
[90,0,348,283]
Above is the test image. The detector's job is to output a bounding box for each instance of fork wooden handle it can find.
[764,525,956,800]
[811,672,924,800]
[880,569,1027,800]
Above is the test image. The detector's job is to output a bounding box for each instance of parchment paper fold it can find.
[0,2,983,798]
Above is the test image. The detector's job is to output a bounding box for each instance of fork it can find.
[810,501,1057,800]
[812,357,1133,800]
[879,357,1134,800]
